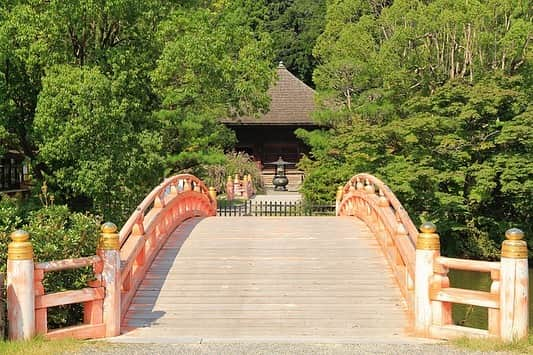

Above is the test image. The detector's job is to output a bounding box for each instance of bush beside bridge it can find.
[0,196,100,329]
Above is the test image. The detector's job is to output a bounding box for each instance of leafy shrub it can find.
[0,195,101,328]
[201,151,263,194]
[0,196,24,270]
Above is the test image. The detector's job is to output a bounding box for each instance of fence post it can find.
[7,230,35,340]
[500,228,528,341]
[414,222,440,337]
[100,222,121,337]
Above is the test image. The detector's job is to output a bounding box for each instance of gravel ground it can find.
[71,342,502,354]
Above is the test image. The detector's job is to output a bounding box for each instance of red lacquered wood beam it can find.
[45,323,106,340]
[430,287,499,309]
[436,256,500,273]
[36,287,105,309]
[35,255,102,273]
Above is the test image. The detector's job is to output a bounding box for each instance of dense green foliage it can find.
[1,0,530,266]
[0,195,100,327]
[298,0,532,258]
[0,1,274,222]
[0,1,274,327]
[265,0,326,86]
[153,3,273,174]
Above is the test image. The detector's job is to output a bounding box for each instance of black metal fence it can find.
[217,200,335,217]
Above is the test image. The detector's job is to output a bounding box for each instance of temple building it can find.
[221,62,317,189]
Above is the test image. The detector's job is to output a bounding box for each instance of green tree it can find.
[1,1,275,221]
[34,65,165,222]
[265,0,326,86]
[152,5,274,172]
[300,0,532,259]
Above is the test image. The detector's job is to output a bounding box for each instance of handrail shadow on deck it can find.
[120,217,204,333]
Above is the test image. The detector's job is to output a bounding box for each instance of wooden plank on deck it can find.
[119,217,409,341]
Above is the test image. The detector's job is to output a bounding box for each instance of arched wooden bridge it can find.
[6,174,529,343]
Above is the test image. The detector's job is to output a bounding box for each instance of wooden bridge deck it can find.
[118,216,410,342]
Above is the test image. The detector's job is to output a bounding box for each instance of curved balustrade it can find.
[336,173,417,310]
[337,173,528,342]
[118,174,216,319]
[6,172,527,342]
[5,174,217,340]
[33,255,105,339]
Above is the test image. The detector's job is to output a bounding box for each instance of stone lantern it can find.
[265,156,293,191]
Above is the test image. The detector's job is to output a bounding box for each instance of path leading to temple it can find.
[115,216,413,343]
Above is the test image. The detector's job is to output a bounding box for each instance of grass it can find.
[0,336,85,355]
[451,332,533,353]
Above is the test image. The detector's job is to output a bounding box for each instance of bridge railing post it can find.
[242,175,249,199]
[414,222,440,337]
[335,186,343,216]
[226,176,234,201]
[99,222,121,337]
[209,187,217,212]
[7,230,35,340]
[500,228,528,341]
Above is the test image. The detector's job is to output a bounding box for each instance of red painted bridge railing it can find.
[6,174,216,340]
[6,173,527,342]
[336,173,528,341]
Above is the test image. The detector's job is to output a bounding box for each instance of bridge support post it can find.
[499,228,528,342]
[7,230,35,340]
[100,222,121,337]
[414,222,440,337]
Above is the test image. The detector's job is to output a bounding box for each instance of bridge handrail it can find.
[35,255,102,273]
[5,174,216,341]
[435,256,500,274]
[119,174,215,247]
[117,174,216,320]
[337,173,528,342]
[344,173,418,245]
[32,253,105,339]
[337,173,418,309]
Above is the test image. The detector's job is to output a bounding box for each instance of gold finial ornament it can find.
[336,186,344,201]
[378,190,390,207]
[8,230,33,260]
[416,222,440,250]
[234,174,240,184]
[397,222,407,236]
[99,222,120,250]
[364,179,375,194]
[209,186,217,201]
[356,178,364,190]
[501,228,527,259]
